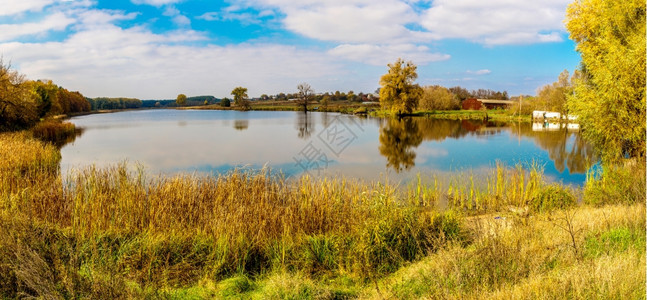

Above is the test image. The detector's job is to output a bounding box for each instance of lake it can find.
[60,109,597,185]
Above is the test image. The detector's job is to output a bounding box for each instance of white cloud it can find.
[329,44,449,66]
[466,69,491,75]
[197,6,274,26]
[76,9,137,28]
[0,0,56,16]
[162,6,190,26]
[420,0,570,45]
[0,12,341,98]
[196,12,219,21]
[240,0,431,44]
[131,0,182,7]
[0,12,75,41]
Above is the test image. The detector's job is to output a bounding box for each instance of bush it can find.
[584,162,646,206]
[220,98,231,107]
[31,120,81,147]
[530,184,576,212]
[353,106,367,114]
[357,209,464,276]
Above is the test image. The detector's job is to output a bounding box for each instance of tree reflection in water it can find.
[296,111,314,139]
[511,123,597,173]
[378,117,597,174]
[378,117,422,172]
[233,120,249,131]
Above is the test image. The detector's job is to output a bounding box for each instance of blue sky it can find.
[0,0,581,99]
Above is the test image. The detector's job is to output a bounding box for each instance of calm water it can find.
[61,110,597,184]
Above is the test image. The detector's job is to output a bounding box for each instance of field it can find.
[0,128,644,299]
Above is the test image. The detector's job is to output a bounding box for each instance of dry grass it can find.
[1,132,644,299]
[366,203,645,299]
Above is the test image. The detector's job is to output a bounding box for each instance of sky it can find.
[0,0,582,99]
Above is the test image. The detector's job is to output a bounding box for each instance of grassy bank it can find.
[0,132,644,298]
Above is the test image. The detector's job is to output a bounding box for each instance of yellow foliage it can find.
[566,0,646,161]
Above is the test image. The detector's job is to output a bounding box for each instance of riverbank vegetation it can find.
[0,132,644,298]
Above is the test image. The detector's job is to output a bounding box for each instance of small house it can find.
[462,98,514,110]
[462,98,482,110]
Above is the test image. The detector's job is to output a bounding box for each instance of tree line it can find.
[88,97,142,110]
[0,60,91,130]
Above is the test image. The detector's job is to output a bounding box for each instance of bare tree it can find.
[296,83,313,112]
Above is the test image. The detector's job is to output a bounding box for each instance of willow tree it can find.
[565,0,646,161]
[379,58,422,115]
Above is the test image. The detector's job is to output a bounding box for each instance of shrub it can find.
[530,184,576,212]
[584,162,646,206]
[353,106,367,114]
[31,120,81,147]
[220,98,231,107]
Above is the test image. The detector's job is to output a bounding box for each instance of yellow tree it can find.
[566,0,646,161]
[231,86,250,110]
[0,59,38,130]
[419,85,459,111]
[379,58,422,115]
[176,94,187,107]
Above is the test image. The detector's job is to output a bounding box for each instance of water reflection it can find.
[296,111,314,139]
[61,110,597,184]
[378,117,597,175]
[511,122,596,173]
[379,118,422,172]
[234,120,249,131]
[41,127,85,148]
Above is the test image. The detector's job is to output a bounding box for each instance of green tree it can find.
[220,98,231,107]
[379,58,422,115]
[176,94,187,107]
[231,87,250,110]
[566,0,645,161]
[32,80,55,118]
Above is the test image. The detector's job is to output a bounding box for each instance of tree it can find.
[379,58,422,115]
[320,95,330,111]
[220,98,231,107]
[347,90,356,102]
[535,69,572,114]
[0,59,38,130]
[419,85,459,111]
[231,87,250,110]
[565,0,645,161]
[176,94,187,107]
[296,82,313,112]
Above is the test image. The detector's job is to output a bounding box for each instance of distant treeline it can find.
[142,95,219,108]
[87,98,143,110]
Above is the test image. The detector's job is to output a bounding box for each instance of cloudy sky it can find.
[1,0,580,99]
